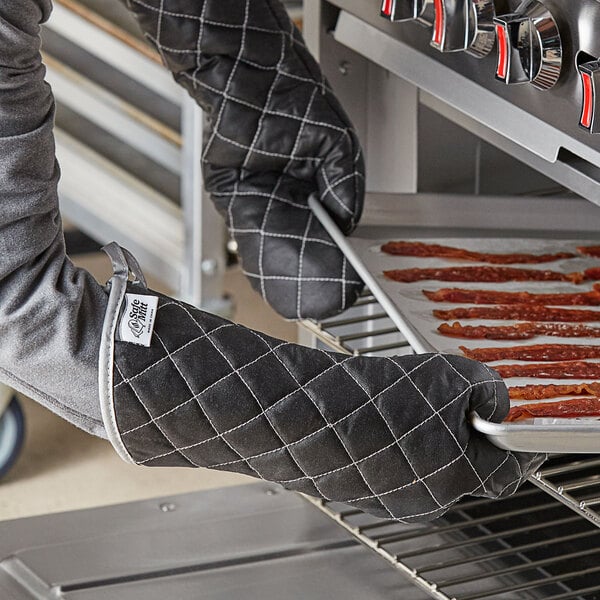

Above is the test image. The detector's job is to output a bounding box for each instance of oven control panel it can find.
[379,0,599,135]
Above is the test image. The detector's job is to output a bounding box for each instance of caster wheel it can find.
[0,396,25,480]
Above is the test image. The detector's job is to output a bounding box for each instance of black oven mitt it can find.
[101,244,545,523]
[120,0,365,320]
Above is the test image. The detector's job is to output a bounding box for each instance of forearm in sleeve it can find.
[0,1,107,437]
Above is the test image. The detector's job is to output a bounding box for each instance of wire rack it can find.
[301,292,413,357]
[300,294,600,599]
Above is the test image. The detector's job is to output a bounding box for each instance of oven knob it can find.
[577,60,600,133]
[380,0,435,26]
[431,0,495,57]
[494,0,562,90]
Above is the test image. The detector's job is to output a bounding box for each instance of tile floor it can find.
[0,255,298,522]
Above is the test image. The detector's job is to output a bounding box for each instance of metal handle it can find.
[494,0,562,90]
[381,0,435,26]
[430,0,495,57]
[577,58,600,133]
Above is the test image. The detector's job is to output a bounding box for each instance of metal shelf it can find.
[44,0,225,308]
[301,292,412,356]
[304,485,600,600]
[300,297,600,599]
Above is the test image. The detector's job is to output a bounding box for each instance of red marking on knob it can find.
[382,0,393,17]
[581,71,594,129]
[433,0,444,45]
[496,24,508,80]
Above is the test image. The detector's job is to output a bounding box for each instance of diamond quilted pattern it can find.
[109,289,546,522]
[121,0,365,319]
[267,390,327,444]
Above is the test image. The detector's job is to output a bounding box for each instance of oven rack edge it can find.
[299,294,600,600]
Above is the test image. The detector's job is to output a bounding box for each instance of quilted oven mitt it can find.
[120,0,365,320]
[100,243,545,523]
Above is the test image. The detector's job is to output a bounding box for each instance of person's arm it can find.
[0,1,107,436]
[0,0,544,522]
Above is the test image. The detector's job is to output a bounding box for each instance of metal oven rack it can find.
[300,301,600,600]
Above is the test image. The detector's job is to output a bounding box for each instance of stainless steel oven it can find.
[298,1,600,597]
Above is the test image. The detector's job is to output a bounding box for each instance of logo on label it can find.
[118,293,158,347]
[128,298,149,338]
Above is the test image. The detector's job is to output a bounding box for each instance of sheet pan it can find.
[309,196,600,454]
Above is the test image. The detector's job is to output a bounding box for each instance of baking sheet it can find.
[309,196,600,453]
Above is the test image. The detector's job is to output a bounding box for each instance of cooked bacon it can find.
[433,305,600,322]
[496,361,600,379]
[578,245,600,258]
[506,398,600,422]
[380,241,575,264]
[438,322,600,340]
[509,383,600,400]
[440,322,531,340]
[424,285,600,306]
[584,267,600,281]
[461,343,600,362]
[384,267,580,284]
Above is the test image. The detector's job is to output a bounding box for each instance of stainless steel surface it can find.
[180,98,230,314]
[304,466,600,599]
[323,0,600,204]
[332,9,600,204]
[4,477,600,599]
[46,1,181,104]
[43,0,228,308]
[0,485,430,599]
[331,0,600,142]
[381,0,435,26]
[472,414,600,455]
[494,0,562,90]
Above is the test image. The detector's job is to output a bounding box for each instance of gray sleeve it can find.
[0,0,107,437]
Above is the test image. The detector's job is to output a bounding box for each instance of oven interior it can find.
[299,1,600,597]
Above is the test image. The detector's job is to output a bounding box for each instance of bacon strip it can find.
[433,305,600,322]
[578,245,600,258]
[385,267,580,284]
[506,398,600,422]
[424,285,600,306]
[380,241,575,264]
[584,267,600,281]
[439,322,600,340]
[496,362,600,379]
[461,344,600,362]
[509,383,600,400]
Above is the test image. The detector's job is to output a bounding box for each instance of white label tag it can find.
[118,293,159,347]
